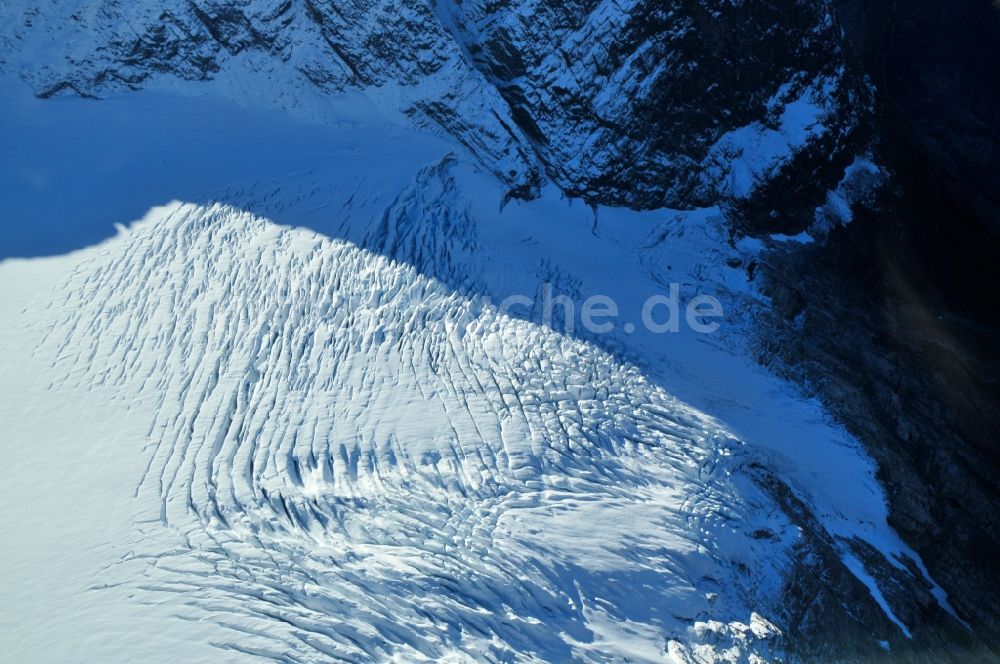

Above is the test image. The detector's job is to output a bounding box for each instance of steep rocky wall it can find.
[2,0,871,216]
[445,0,870,211]
[752,0,1000,658]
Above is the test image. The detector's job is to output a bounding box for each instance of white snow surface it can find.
[0,74,951,661]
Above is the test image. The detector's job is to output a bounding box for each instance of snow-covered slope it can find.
[0,74,961,661]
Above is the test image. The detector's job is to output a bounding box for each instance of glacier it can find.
[0,68,961,662]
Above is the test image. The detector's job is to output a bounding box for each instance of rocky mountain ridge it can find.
[1,0,873,216]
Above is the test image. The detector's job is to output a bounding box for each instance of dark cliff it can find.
[754,0,1000,659]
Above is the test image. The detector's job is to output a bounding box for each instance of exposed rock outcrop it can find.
[1,0,871,214]
[747,0,1000,659]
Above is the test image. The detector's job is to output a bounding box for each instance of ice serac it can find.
[32,201,790,662]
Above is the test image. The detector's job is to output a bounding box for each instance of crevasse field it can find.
[0,75,956,662]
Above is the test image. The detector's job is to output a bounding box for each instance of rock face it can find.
[750,0,1000,659]
[0,0,545,197]
[1,0,870,213]
[2,0,998,660]
[445,0,869,211]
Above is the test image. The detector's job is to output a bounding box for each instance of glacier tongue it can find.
[0,75,948,661]
[4,200,784,662]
